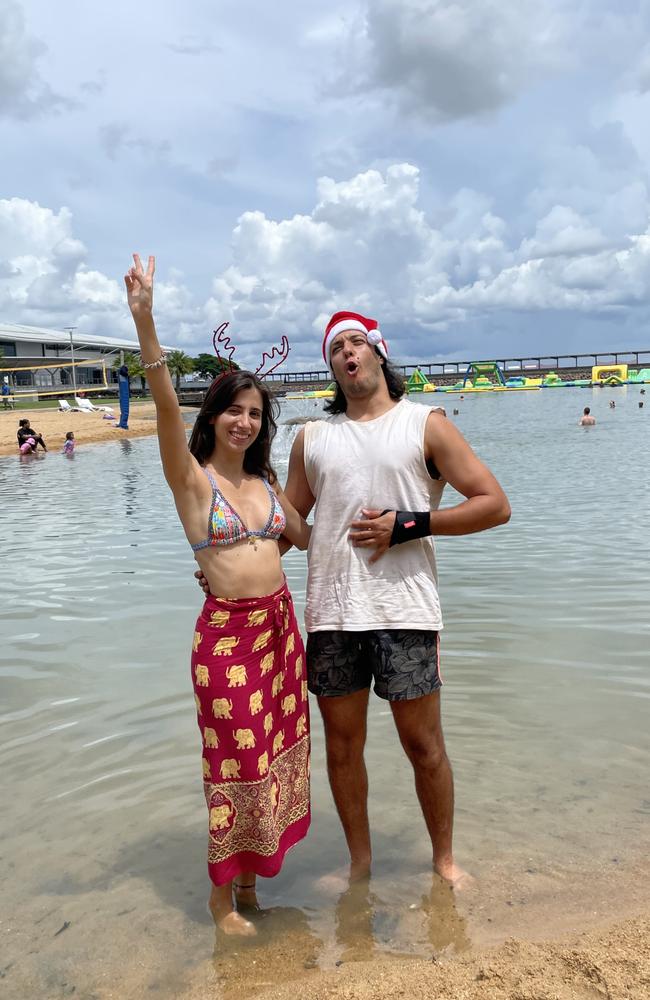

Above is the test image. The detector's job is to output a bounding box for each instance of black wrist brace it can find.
[387,510,432,547]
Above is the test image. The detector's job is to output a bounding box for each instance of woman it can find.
[17,418,47,453]
[125,254,311,937]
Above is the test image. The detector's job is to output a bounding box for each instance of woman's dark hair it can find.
[188,370,279,480]
[323,351,406,415]
[19,418,29,427]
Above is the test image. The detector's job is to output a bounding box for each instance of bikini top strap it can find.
[202,467,218,492]
[261,476,276,501]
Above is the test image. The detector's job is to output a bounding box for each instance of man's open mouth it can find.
[346,361,359,375]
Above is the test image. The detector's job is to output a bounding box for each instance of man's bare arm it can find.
[349,410,510,562]
[424,410,511,535]
[278,428,315,555]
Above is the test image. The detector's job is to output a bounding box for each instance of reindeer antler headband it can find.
[211,322,291,380]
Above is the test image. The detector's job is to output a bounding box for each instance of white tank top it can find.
[303,399,445,632]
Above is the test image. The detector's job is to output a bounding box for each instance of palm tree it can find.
[113,352,146,391]
[167,349,195,390]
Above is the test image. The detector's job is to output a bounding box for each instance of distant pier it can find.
[176,348,650,404]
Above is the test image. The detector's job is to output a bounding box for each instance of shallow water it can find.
[1,386,649,999]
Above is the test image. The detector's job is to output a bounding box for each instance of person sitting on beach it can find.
[17,418,47,452]
[580,407,596,426]
[125,253,312,938]
[62,431,75,456]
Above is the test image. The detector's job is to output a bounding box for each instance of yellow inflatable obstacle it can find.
[592,364,628,385]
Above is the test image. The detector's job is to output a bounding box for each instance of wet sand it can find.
[248,914,650,1000]
[0,402,159,456]
[4,853,648,1000]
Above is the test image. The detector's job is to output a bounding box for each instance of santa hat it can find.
[322,311,388,365]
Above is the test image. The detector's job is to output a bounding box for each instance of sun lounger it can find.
[58,399,79,412]
[75,396,114,414]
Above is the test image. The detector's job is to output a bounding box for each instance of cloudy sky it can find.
[2,0,650,369]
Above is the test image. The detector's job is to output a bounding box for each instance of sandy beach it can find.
[0,402,161,456]
[247,913,650,1000]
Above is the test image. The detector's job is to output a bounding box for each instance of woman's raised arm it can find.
[125,253,195,490]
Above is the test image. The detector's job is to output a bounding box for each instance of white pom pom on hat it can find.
[322,311,388,365]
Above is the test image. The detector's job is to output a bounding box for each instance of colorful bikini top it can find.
[191,468,287,552]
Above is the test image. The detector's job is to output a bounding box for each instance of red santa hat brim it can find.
[322,313,388,365]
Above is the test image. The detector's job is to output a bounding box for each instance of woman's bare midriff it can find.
[194,537,285,599]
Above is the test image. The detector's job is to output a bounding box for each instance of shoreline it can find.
[0,402,161,456]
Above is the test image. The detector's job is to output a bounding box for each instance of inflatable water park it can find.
[286,362,650,399]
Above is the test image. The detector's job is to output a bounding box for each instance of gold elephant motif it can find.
[212,697,233,719]
[226,663,247,687]
[263,712,273,736]
[204,727,219,748]
[260,651,275,675]
[272,730,285,756]
[284,633,296,661]
[233,728,256,750]
[252,628,273,652]
[283,610,290,633]
[294,653,304,679]
[249,689,264,715]
[209,804,232,830]
[194,693,202,715]
[257,751,269,775]
[193,630,203,652]
[271,672,285,697]
[210,610,231,627]
[281,693,297,717]
[212,636,239,656]
[247,609,268,627]
[202,758,211,779]
[301,681,308,702]
[220,758,241,779]
[295,713,307,738]
[195,663,209,687]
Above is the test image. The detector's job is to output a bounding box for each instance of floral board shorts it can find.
[305,629,442,701]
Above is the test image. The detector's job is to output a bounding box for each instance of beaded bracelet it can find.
[143,352,167,370]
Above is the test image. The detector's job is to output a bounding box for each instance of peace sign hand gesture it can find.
[124,253,155,321]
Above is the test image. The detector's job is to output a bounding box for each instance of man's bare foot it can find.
[434,859,475,891]
[349,859,371,882]
[315,860,371,895]
[217,911,257,937]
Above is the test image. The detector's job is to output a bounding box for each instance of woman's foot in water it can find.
[209,884,257,936]
[233,872,260,914]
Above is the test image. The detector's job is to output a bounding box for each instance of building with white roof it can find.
[0,323,173,394]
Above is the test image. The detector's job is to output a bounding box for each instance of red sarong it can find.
[191,581,310,886]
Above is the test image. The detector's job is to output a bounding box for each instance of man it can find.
[580,406,596,426]
[197,311,510,888]
[2,378,13,409]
